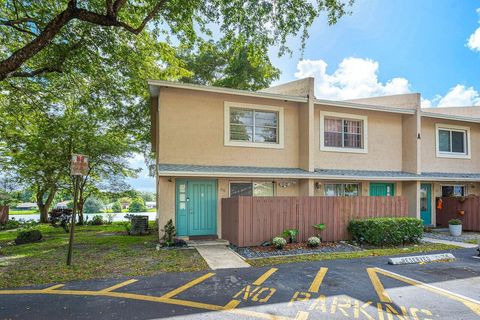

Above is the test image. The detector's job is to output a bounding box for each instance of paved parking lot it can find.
[1,248,480,319]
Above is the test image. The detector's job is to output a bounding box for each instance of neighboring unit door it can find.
[369,183,395,196]
[176,180,217,236]
[420,183,432,225]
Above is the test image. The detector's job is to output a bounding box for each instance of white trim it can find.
[147,79,308,103]
[224,101,285,149]
[315,99,416,115]
[435,123,471,159]
[422,111,480,123]
[320,111,368,154]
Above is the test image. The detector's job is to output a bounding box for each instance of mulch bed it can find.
[233,241,362,259]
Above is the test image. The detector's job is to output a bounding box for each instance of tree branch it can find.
[8,66,62,78]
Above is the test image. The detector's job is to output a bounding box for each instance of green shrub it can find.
[448,218,462,225]
[161,219,176,247]
[272,237,287,249]
[89,215,104,225]
[347,217,423,246]
[0,219,20,231]
[307,236,321,247]
[15,229,42,245]
[129,198,146,213]
[84,197,105,213]
[112,201,122,213]
[282,229,299,243]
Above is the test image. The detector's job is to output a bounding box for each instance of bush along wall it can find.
[347,217,423,246]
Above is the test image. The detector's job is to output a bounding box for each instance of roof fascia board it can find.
[147,80,308,103]
[421,111,480,123]
[314,99,416,115]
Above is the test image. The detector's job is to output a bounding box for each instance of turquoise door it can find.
[176,180,217,236]
[420,184,432,225]
[369,183,395,196]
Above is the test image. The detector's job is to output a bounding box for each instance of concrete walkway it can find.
[194,244,250,270]
[423,237,478,248]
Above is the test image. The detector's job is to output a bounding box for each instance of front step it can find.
[186,239,230,247]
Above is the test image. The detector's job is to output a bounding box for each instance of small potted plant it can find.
[448,218,462,237]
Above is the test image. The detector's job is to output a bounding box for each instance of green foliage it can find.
[83,198,105,214]
[348,217,423,246]
[307,236,321,247]
[89,215,104,226]
[129,198,147,213]
[15,229,42,245]
[0,219,20,230]
[282,229,299,243]
[448,219,462,225]
[111,201,123,213]
[272,237,287,249]
[313,223,326,240]
[161,219,176,247]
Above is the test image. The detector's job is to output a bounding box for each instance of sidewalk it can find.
[422,237,478,248]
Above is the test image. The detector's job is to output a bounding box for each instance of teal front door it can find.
[176,180,217,236]
[420,183,432,225]
[369,183,395,196]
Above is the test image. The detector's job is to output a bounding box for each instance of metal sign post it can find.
[67,154,88,266]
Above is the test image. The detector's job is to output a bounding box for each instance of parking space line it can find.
[100,279,138,292]
[42,284,65,291]
[367,268,392,303]
[308,268,328,293]
[252,268,278,286]
[373,267,480,316]
[160,272,215,299]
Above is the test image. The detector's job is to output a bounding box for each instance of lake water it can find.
[9,211,157,222]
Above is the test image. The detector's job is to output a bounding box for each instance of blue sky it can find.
[129,0,480,192]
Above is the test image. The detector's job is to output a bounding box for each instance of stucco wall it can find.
[314,105,404,171]
[421,117,480,173]
[158,88,301,168]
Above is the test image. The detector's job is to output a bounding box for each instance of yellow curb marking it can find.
[253,268,278,286]
[42,284,65,291]
[100,279,138,292]
[367,268,392,303]
[160,272,215,299]
[308,268,328,293]
[373,267,480,316]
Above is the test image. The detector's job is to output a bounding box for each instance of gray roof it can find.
[158,164,480,181]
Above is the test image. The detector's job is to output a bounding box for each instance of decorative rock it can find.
[388,253,455,265]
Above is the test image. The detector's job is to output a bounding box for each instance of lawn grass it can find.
[8,210,39,215]
[247,243,461,267]
[0,223,208,288]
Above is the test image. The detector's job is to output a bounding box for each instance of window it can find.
[324,183,360,196]
[320,111,368,153]
[229,182,275,197]
[224,102,284,149]
[435,124,470,158]
[441,185,465,197]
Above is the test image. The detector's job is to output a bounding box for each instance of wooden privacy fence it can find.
[0,206,9,224]
[222,196,408,247]
[436,196,480,231]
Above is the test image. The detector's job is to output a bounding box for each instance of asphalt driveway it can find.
[1,248,480,320]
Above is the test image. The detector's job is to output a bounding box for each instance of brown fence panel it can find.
[0,206,8,224]
[222,196,408,247]
[436,196,480,231]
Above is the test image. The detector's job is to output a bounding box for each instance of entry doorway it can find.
[420,183,432,225]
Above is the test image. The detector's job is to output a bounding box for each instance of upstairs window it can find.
[224,102,284,149]
[320,111,368,153]
[436,124,470,158]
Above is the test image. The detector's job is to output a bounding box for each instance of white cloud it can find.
[466,8,480,52]
[422,85,480,108]
[294,57,411,100]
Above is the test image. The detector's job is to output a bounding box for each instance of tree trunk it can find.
[36,187,57,223]
[77,197,85,225]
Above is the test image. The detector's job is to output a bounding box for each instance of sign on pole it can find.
[70,154,89,176]
[67,154,88,266]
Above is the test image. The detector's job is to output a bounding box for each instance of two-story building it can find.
[149,77,480,239]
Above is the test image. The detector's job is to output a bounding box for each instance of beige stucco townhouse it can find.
[149,77,480,239]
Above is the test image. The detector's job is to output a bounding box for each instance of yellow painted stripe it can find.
[294,311,310,320]
[42,284,64,291]
[308,268,328,293]
[160,272,215,299]
[366,268,392,303]
[252,268,278,286]
[374,267,480,316]
[100,279,138,292]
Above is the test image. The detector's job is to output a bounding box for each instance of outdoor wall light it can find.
[314,182,322,190]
